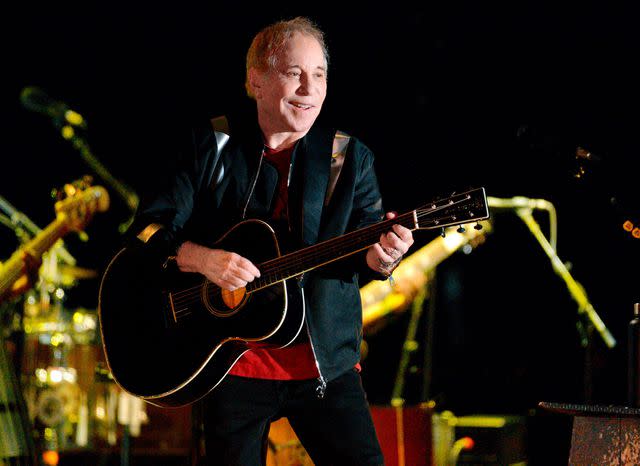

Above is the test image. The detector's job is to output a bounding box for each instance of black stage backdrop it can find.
[2,3,639,462]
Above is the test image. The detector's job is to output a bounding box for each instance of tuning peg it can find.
[473,222,483,230]
[78,175,94,189]
[457,225,466,233]
[441,227,446,238]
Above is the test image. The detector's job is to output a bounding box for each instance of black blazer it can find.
[132,112,386,384]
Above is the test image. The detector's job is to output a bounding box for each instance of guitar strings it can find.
[170,210,417,303]
[170,211,414,301]
[173,220,480,317]
[169,200,478,313]
[170,200,477,307]
[174,201,472,297]
[170,211,459,312]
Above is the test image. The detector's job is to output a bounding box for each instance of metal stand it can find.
[515,207,616,403]
[390,279,430,406]
[422,274,437,403]
[514,207,616,349]
[120,425,130,466]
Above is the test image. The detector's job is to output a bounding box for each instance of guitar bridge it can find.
[163,291,178,326]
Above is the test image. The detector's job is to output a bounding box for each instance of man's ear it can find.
[248,68,263,99]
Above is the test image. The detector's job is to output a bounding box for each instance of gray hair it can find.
[245,17,329,98]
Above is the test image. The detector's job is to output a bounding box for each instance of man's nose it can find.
[297,75,312,95]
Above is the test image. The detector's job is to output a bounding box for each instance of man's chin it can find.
[289,115,320,132]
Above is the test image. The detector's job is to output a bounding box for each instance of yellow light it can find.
[36,368,48,383]
[50,333,64,347]
[623,220,634,232]
[61,125,74,140]
[65,109,84,126]
[456,415,507,428]
[404,340,419,351]
[54,288,65,299]
[73,311,84,324]
[63,368,77,383]
[44,427,55,441]
[96,406,105,419]
[64,184,77,196]
[442,230,466,252]
[633,228,640,239]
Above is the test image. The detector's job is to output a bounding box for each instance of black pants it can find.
[201,368,384,466]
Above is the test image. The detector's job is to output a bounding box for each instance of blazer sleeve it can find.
[125,124,219,257]
[345,140,390,283]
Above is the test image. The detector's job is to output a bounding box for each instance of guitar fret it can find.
[259,188,488,284]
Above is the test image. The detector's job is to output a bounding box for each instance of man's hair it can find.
[245,17,329,98]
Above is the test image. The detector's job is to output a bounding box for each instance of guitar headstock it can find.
[414,187,489,230]
[54,177,110,231]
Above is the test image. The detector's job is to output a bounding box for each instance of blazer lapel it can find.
[291,127,333,247]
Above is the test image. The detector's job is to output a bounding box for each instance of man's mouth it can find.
[290,102,313,110]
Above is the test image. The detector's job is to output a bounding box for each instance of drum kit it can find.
[18,250,127,452]
[0,236,148,461]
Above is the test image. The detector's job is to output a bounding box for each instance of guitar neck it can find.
[0,217,68,297]
[247,187,489,292]
[248,212,417,291]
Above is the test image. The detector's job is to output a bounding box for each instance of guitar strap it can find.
[324,130,350,206]
[136,117,230,244]
[207,115,231,188]
[136,119,349,243]
[209,117,351,209]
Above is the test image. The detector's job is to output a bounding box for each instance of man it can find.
[133,17,413,465]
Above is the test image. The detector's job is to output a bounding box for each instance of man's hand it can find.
[366,212,414,275]
[176,241,261,291]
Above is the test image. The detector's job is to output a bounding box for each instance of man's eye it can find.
[287,71,300,78]
[315,73,326,79]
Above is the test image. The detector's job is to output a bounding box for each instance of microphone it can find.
[487,196,554,211]
[20,86,86,128]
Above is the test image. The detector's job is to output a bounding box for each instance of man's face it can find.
[251,32,327,142]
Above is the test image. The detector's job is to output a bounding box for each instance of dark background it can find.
[2,3,639,463]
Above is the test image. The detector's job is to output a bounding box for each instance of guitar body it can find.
[99,219,305,407]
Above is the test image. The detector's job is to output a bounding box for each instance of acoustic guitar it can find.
[99,188,489,407]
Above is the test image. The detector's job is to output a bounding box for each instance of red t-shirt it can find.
[229,145,319,380]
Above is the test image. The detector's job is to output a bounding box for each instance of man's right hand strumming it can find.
[176,241,261,291]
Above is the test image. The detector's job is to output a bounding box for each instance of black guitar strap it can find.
[136,117,232,245]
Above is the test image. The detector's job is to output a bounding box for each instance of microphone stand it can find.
[60,126,139,233]
[514,207,616,402]
[19,85,139,233]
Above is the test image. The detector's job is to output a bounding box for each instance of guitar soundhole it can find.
[202,282,247,317]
